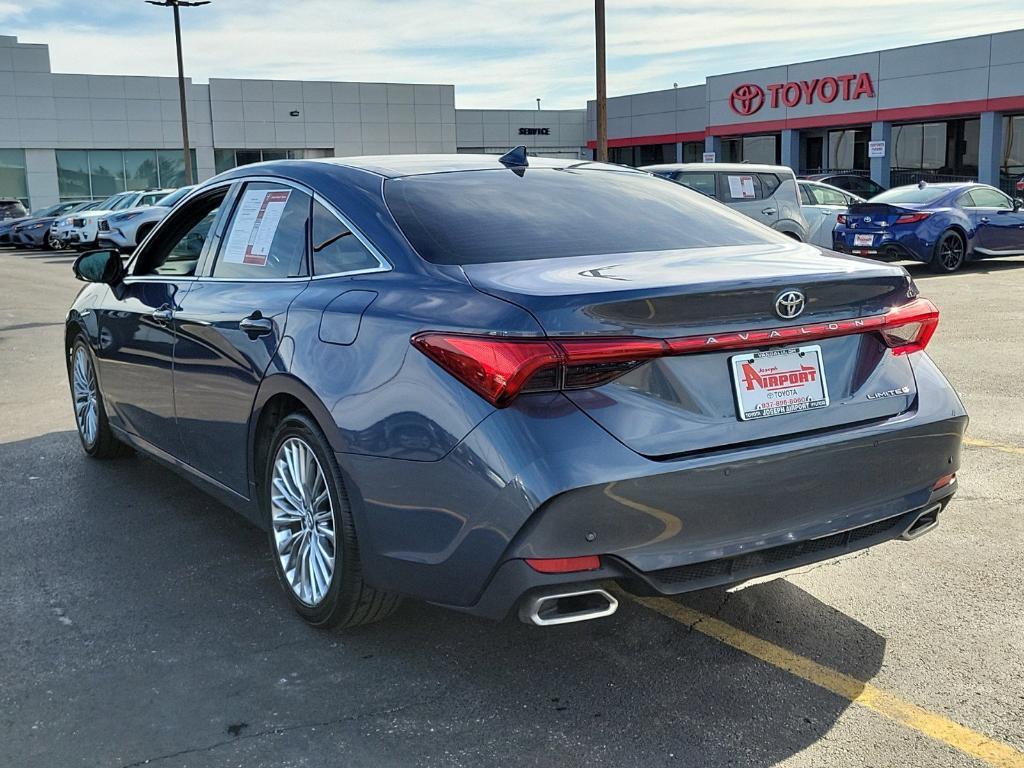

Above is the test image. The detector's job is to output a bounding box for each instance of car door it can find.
[805,183,851,248]
[799,183,831,247]
[717,172,777,227]
[965,186,1024,253]
[93,186,227,458]
[172,179,313,495]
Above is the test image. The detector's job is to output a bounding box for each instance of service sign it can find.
[702,151,717,163]
[730,346,829,421]
[868,140,886,158]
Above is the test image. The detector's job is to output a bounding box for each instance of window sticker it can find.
[222,189,292,266]
[727,175,756,199]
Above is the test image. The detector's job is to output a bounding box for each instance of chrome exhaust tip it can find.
[899,503,942,541]
[518,587,619,626]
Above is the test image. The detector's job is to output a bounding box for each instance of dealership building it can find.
[0,34,586,209]
[586,29,1024,194]
[2,29,1024,209]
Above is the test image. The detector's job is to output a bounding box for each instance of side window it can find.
[138,192,163,207]
[673,172,716,198]
[957,191,977,208]
[212,182,311,279]
[968,187,1011,210]
[813,186,848,206]
[312,200,380,275]
[718,173,763,201]
[758,173,781,197]
[798,185,812,205]
[132,188,227,277]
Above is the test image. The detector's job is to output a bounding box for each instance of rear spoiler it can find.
[846,202,916,216]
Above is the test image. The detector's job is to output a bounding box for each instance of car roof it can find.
[289,154,635,179]
[641,162,795,174]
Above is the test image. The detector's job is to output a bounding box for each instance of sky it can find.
[3,1,1024,109]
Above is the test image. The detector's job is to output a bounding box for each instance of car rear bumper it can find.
[338,353,967,620]
[833,231,930,263]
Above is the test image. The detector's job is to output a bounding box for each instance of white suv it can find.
[68,189,172,250]
[641,163,809,242]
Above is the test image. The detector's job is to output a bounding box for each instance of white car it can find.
[97,186,195,252]
[641,162,810,241]
[66,189,172,250]
[50,193,133,248]
[797,180,865,249]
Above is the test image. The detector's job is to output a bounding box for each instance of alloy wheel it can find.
[270,437,337,606]
[72,345,99,448]
[940,236,964,271]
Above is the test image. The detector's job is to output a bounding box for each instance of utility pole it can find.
[146,0,209,185]
[595,0,608,161]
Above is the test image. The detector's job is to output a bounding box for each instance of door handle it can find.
[762,207,777,215]
[980,217,990,223]
[151,306,173,324]
[822,210,833,215]
[239,311,273,338]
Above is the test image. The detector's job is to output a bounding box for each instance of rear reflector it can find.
[525,556,601,573]
[895,212,931,224]
[412,298,940,406]
[932,473,956,490]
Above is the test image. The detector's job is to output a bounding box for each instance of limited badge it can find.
[866,386,910,400]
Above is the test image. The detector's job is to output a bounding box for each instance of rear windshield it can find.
[385,168,784,265]
[870,186,950,205]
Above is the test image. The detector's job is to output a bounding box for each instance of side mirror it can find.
[73,249,124,284]
[1014,198,1023,212]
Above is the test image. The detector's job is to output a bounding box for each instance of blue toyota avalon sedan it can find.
[66,153,966,628]
[832,181,1024,272]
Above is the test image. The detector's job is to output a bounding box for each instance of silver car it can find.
[98,186,195,252]
[798,180,865,248]
[643,162,810,242]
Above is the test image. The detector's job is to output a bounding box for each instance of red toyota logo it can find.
[730,83,765,116]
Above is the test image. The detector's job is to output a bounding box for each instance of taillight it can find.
[877,297,939,355]
[412,298,940,406]
[895,212,931,224]
[411,333,665,406]
[836,214,847,225]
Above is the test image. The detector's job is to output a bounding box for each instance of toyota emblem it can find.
[775,289,805,320]
[729,83,765,116]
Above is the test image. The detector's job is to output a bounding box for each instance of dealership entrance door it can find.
[800,127,870,175]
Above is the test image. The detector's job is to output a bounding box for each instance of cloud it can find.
[4,0,1023,108]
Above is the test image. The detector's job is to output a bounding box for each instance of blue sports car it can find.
[832,182,1024,272]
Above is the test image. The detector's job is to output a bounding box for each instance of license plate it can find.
[730,345,829,421]
[854,234,874,247]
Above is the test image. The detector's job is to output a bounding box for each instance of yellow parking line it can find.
[963,437,1024,456]
[634,596,1024,768]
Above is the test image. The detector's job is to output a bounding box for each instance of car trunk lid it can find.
[461,242,920,457]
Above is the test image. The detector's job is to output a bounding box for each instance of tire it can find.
[930,230,965,273]
[781,231,802,241]
[134,223,155,248]
[47,233,63,250]
[264,411,400,628]
[68,335,133,458]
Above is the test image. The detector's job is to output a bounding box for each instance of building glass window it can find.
[1000,115,1024,193]
[124,150,160,190]
[212,148,333,175]
[55,149,198,201]
[0,149,29,205]
[827,128,870,171]
[681,141,703,163]
[892,119,979,182]
[720,134,779,165]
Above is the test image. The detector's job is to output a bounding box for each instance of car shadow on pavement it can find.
[1,430,885,768]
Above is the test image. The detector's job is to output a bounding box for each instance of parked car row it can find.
[2,187,189,252]
[646,163,1024,273]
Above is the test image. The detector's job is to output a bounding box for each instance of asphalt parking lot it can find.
[1,247,1022,768]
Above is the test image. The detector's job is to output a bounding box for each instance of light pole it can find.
[146,0,209,186]
[595,0,607,162]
